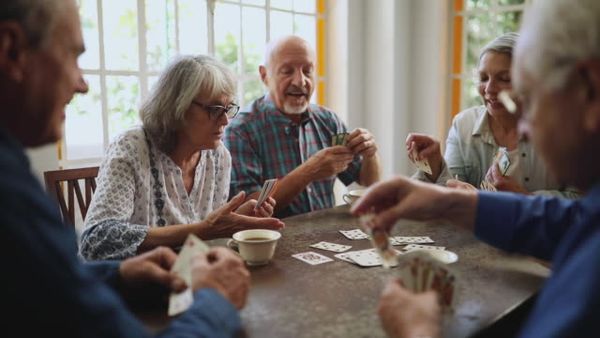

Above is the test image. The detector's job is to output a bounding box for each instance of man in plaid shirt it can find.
[224,36,381,218]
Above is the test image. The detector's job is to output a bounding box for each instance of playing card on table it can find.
[411,148,433,175]
[390,236,435,245]
[334,252,356,263]
[310,241,352,253]
[344,248,385,267]
[339,229,369,240]
[292,251,333,265]
[403,244,446,252]
[255,178,278,210]
[168,234,210,316]
[397,251,457,309]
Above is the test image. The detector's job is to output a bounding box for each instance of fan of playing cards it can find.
[397,250,457,310]
[255,178,278,210]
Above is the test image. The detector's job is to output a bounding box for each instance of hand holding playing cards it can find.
[236,196,276,217]
[484,163,529,194]
[346,128,378,158]
[119,246,186,292]
[379,280,441,338]
[405,133,443,180]
[191,247,250,309]
[302,146,354,181]
[351,176,478,232]
[202,192,284,238]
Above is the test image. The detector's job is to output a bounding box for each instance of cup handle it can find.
[226,239,239,252]
[342,194,352,205]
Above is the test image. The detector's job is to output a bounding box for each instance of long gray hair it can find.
[140,55,237,153]
[0,0,61,49]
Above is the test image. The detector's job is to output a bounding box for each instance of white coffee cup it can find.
[342,189,366,205]
[227,229,281,266]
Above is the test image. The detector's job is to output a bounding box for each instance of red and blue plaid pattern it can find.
[224,95,361,218]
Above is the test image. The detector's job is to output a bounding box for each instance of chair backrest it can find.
[44,166,99,227]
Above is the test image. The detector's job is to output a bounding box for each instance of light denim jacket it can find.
[414,106,580,198]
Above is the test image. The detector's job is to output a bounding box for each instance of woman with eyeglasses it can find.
[80,55,284,260]
[405,33,579,198]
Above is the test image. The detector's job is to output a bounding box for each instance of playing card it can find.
[390,236,435,245]
[292,251,333,265]
[168,234,210,316]
[361,213,398,268]
[334,252,356,263]
[310,241,352,253]
[339,229,369,240]
[344,248,384,267]
[255,178,278,210]
[403,244,446,252]
[331,132,349,146]
[410,148,433,175]
[496,148,511,176]
[397,251,457,309]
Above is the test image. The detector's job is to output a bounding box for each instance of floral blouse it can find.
[79,127,231,260]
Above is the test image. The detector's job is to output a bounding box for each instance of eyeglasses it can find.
[192,101,240,120]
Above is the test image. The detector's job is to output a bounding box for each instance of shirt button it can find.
[522,153,526,157]
[525,177,530,182]
[307,187,312,193]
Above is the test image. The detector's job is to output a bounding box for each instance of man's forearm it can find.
[271,166,313,213]
[358,153,381,186]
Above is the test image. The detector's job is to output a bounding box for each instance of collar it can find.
[471,106,496,145]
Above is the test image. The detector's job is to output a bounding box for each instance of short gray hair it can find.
[479,32,519,64]
[140,55,237,153]
[517,0,600,90]
[0,0,61,49]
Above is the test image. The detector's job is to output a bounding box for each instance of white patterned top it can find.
[79,127,231,260]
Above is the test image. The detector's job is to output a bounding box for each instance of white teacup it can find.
[227,229,281,266]
[342,189,367,205]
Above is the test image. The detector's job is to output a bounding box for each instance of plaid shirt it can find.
[224,95,361,218]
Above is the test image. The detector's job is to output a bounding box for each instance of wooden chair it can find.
[44,166,99,227]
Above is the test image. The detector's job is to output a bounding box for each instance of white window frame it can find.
[62,0,322,168]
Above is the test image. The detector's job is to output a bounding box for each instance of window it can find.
[64,0,324,166]
[448,0,531,117]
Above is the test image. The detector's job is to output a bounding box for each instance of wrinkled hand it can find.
[485,163,529,194]
[302,146,355,181]
[204,192,284,238]
[379,279,441,338]
[119,247,186,292]
[350,176,452,232]
[346,128,378,158]
[405,133,443,180]
[446,179,478,191]
[191,247,250,309]
[236,196,276,217]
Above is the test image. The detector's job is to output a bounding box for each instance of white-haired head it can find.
[0,0,62,49]
[515,0,600,91]
[140,55,237,153]
[479,32,519,65]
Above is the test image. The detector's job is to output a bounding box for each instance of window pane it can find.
[271,0,292,10]
[466,12,497,74]
[293,0,315,13]
[294,14,315,48]
[242,7,266,75]
[215,3,241,73]
[243,78,265,106]
[79,0,100,69]
[106,76,141,139]
[103,0,139,71]
[65,75,103,160]
[179,0,209,55]
[242,0,265,5]
[270,10,293,40]
[496,11,522,33]
[146,0,177,72]
[498,0,525,5]
[466,0,494,10]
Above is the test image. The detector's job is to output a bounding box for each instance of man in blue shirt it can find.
[352,0,600,337]
[0,0,248,336]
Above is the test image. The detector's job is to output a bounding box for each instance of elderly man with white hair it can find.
[351,0,600,337]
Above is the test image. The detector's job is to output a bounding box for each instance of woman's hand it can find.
[405,133,444,181]
[236,196,276,217]
[485,163,529,194]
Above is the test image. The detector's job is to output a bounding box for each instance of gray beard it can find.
[283,102,308,115]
